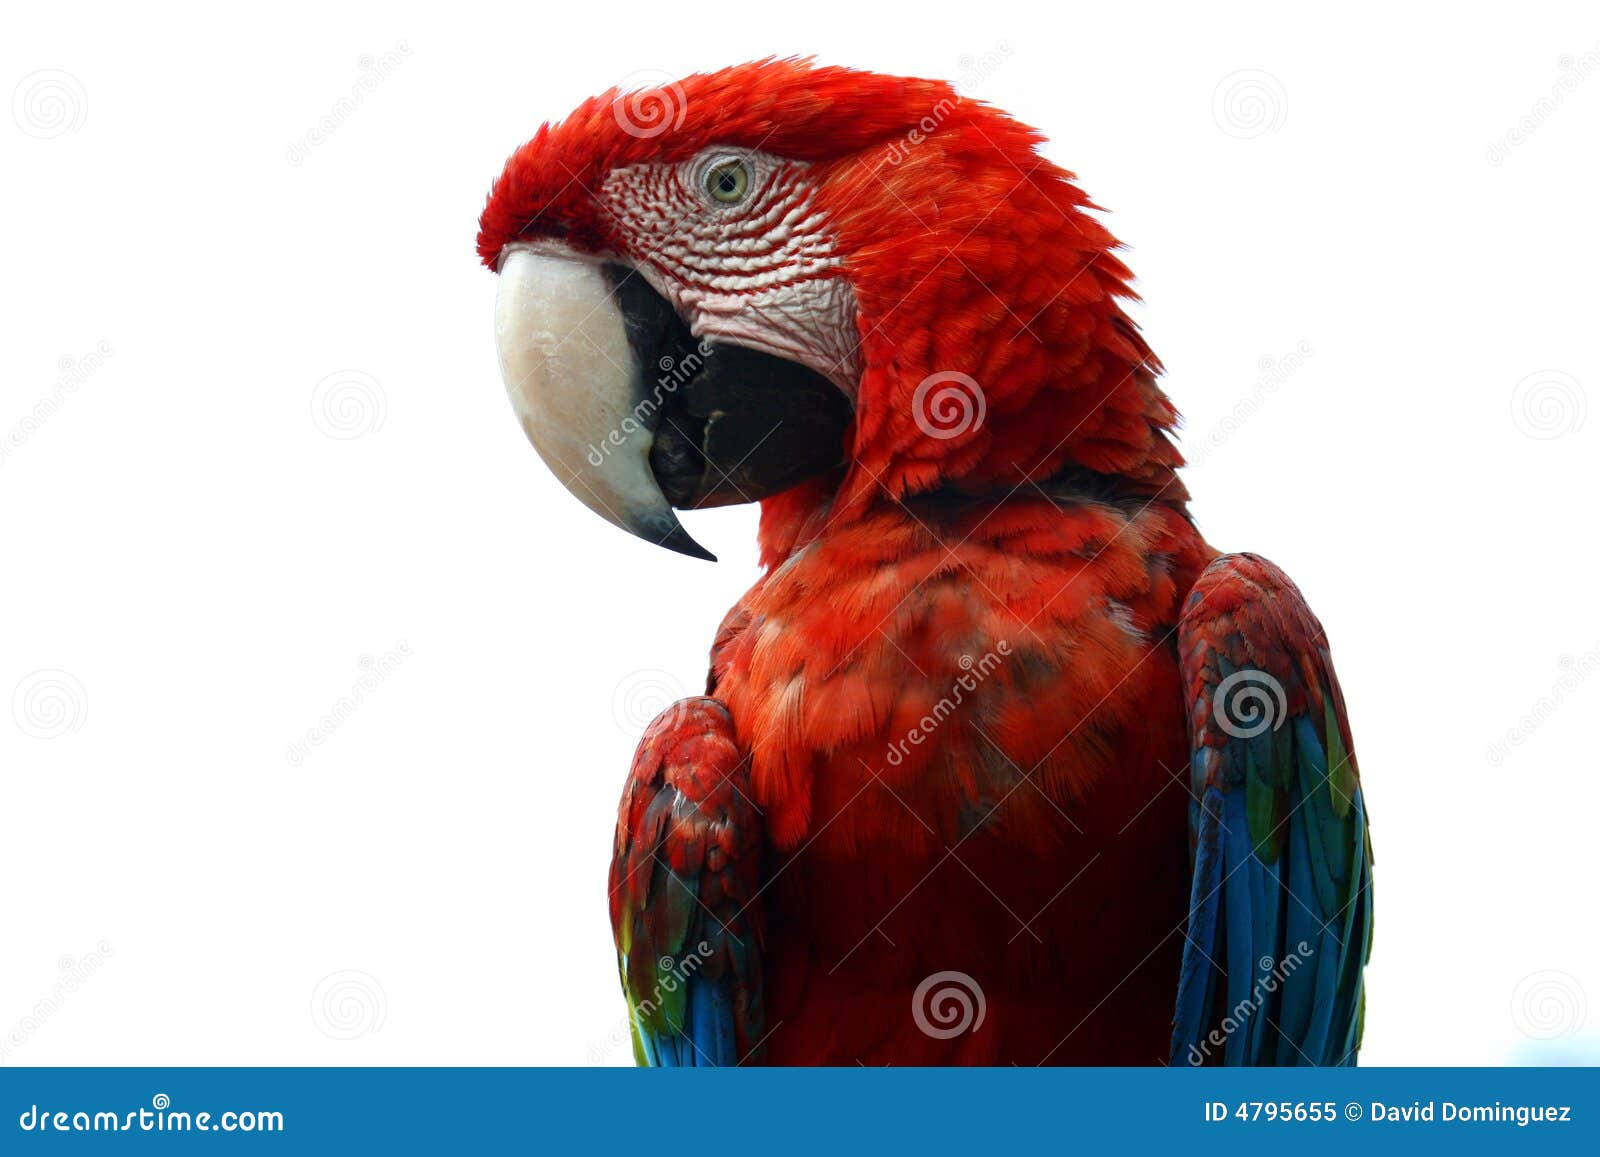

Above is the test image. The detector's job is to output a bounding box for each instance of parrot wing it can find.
[608,697,765,1066]
[1170,553,1374,1066]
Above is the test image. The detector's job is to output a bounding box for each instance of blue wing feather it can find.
[1170,554,1373,1067]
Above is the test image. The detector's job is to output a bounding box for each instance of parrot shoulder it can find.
[609,697,765,1065]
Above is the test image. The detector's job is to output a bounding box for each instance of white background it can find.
[3,1,1597,1066]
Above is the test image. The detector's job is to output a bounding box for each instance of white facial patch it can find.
[597,149,861,394]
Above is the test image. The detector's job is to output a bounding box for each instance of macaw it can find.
[478,60,1373,1066]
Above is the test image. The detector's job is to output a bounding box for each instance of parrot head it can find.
[479,60,1180,561]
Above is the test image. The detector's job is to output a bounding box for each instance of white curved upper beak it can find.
[494,243,713,560]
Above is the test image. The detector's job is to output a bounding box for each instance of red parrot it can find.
[478,60,1372,1065]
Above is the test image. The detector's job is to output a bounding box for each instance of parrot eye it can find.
[703,158,750,204]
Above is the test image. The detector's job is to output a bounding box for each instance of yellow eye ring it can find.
[704,159,750,204]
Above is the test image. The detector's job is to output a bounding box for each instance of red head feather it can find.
[479,60,1185,563]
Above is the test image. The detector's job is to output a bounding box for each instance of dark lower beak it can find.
[605,265,852,513]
